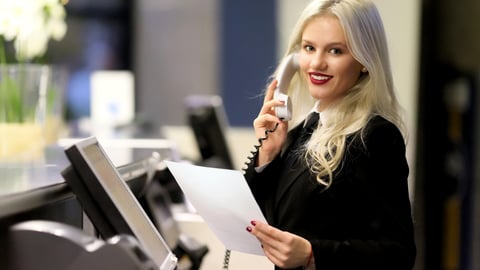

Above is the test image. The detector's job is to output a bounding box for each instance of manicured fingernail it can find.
[246,226,252,232]
[251,220,257,226]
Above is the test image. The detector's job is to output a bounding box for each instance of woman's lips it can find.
[309,72,332,85]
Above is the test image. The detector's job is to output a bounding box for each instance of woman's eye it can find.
[304,45,314,52]
[329,48,342,54]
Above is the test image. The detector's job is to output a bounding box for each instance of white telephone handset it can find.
[274,53,298,121]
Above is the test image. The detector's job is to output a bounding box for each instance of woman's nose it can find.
[310,53,327,70]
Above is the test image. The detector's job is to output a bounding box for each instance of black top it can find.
[244,116,416,270]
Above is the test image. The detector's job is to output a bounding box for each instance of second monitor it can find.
[185,95,234,169]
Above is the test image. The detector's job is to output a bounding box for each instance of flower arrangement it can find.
[0,0,67,61]
[0,0,67,123]
[0,0,68,160]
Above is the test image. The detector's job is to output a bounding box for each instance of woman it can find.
[243,0,416,269]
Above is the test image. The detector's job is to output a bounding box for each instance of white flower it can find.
[0,0,67,61]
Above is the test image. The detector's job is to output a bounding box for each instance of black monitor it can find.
[185,95,234,169]
[61,137,177,270]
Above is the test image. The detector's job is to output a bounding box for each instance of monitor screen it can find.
[63,137,177,270]
[185,95,234,169]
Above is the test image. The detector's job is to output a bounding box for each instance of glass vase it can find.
[0,64,66,163]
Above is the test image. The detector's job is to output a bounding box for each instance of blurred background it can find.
[35,0,480,269]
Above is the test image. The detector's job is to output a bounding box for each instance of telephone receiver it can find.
[274,53,299,121]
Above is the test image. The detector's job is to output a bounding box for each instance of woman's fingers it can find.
[253,113,282,129]
[264,79,278,103]
[260,80,285,116]
[262,243,286,267]
[252,79,288,165]
[247,220,311,268]
[247,221,282,245]
[251,224,290,267]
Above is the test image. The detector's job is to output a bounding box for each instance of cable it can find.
[243,123,279,170]
[222,249,231,270]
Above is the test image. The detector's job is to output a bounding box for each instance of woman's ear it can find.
[361,67,368,73]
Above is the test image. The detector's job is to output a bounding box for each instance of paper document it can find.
[164,161,267,255]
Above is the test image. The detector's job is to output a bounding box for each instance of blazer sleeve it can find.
[243,150,282,214]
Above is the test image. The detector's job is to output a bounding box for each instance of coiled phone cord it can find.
[222,122,279,270]
[222,249,231,270]
[244,123,279,169]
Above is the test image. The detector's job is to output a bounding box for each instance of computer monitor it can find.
[185,95,234,169]
[62,137,177,270]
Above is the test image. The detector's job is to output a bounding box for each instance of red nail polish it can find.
[251,220,257,226]
[246,226,252,232]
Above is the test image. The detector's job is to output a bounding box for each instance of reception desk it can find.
[0,150,83,269]
[0,140,175,269]
[0,137,273,270]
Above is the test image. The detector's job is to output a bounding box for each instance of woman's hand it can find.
[253,80,288,166]
[247,220,312,269]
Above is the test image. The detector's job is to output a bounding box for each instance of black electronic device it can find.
[185,95,234,169]
[61,136,177,270]
[142,178,209,270]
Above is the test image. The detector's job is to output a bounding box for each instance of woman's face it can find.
[298,15,364,110]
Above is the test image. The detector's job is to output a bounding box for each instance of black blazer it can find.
[244,116,416,270]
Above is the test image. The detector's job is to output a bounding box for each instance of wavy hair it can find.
[270,0,406,187]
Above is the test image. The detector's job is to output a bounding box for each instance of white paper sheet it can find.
[164,161,267,255]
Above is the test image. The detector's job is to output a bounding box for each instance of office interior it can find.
[0,0,479,269]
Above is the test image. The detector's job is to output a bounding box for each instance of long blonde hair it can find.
[272,0,406,187]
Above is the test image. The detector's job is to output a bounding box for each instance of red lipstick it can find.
[309,72,332,85]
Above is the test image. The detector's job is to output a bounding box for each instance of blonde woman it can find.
[244,0,416,269]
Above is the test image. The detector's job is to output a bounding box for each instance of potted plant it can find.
[0,0,67,162]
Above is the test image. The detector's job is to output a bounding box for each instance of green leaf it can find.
[0,76,24,122]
